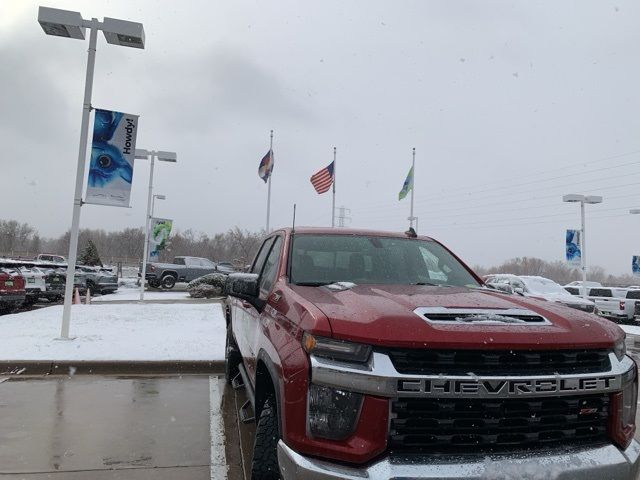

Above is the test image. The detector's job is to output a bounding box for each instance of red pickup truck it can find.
[0,267,26,315]
[225,228,639,480]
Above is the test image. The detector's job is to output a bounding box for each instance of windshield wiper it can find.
[412,281,438,286]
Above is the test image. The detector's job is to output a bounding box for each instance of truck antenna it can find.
[292,204,297,233]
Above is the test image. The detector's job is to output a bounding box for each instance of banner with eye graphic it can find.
[565,229,582,266]
[85,108,139,207]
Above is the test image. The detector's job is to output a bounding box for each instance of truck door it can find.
[234,237,274,380]
[244,235,283,379]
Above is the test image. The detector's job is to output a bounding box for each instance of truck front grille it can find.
[390,394,609,453]
[386,349,611,376]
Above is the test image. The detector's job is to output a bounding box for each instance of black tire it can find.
[225,327,241,385]
[148,279,161,289]
[251,397,280,480]
[161,274,176,289]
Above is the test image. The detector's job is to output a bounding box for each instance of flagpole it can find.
[410,147,415,230]
[266,129,273,233]
[331,146,336,228]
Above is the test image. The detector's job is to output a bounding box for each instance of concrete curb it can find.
[0,360,224,376]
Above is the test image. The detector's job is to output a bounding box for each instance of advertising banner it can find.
[85,108,139,207]
[148,218,173,263]
[633,256,640,278]
[566,229,581,266]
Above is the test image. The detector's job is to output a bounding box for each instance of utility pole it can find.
[336,205,351,227]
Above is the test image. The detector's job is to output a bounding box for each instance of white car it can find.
[484,274,596,313]
[18,266,46,305]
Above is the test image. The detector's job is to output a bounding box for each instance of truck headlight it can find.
[614,337,627,362]
[308,384,363,440]
[609,364,638,449]
[303,333,371,363]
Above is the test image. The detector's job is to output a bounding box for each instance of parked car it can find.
[0,268,26,314]
[484,274,596,313]
[224,227,638,479]
[625,289,640,320]
[144,256,233,289]
[18,266,47,305]
[35,253,66,264]
[587,287,635,321]
[76,266,118,295]
[565,280,603,288]
[41,267,66,301]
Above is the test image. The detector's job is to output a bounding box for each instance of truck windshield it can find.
[290,234,481,287]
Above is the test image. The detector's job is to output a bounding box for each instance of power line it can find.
[355,179,640,222]
[355,151,640,212]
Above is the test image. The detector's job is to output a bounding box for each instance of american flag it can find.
[310,161,335,194]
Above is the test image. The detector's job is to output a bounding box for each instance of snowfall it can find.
[0,302,225,361]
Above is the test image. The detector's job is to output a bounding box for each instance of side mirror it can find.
[225,273,265,311]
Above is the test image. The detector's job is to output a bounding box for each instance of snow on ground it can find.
[118,276,138,289]
[93,289,191,302]
[621,324,640,336]
[0,303,224,361]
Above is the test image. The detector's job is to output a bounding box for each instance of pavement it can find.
[0,374,250,480]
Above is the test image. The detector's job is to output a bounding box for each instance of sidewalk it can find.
[0,302,226,375]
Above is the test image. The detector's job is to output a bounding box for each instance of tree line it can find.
[0,219,264,267]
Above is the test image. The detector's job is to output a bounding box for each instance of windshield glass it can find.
[290,234,480,287]
[521,277,569,295]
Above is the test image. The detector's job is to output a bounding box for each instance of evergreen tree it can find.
[79,239,103,266]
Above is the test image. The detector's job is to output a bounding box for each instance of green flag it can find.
[398,166,414,200]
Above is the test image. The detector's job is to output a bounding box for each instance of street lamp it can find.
[136,149,177,301]
[38,6,145,339]
[152,194,166,217]
[562,194,603,300]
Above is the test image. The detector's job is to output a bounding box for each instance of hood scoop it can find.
[415,307,550,325]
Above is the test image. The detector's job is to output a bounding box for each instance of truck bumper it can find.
[277,440,640,480]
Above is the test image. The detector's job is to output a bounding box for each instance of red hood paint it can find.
[289,284,623,350]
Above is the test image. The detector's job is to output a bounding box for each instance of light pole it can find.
[152,194,166,217]
[563,194,603,300]
[38,7,144,339]
[136,149,176,301]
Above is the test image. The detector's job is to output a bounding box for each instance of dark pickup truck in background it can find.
[144,256,235,289]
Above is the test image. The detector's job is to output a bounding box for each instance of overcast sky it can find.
[1,0,640,274]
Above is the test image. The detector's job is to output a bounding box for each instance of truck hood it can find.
[290,284,622,350]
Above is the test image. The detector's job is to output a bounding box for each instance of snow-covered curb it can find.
[0,303,225,361]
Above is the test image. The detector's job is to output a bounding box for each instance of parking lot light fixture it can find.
[136,150,177,302]
[38,6,145,340]
[563,194,603,301]
[630,209,640,215]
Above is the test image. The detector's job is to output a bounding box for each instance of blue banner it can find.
[633,256,640,278]
[566,229,581,266]
[85,108,139,207]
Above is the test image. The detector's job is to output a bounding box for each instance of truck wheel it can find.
[161,275,176,289]
[251,397,280,480]
[225,328,241,385]
[148,279,161,289]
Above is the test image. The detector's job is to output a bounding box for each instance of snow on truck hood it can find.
[290,284,622,350]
